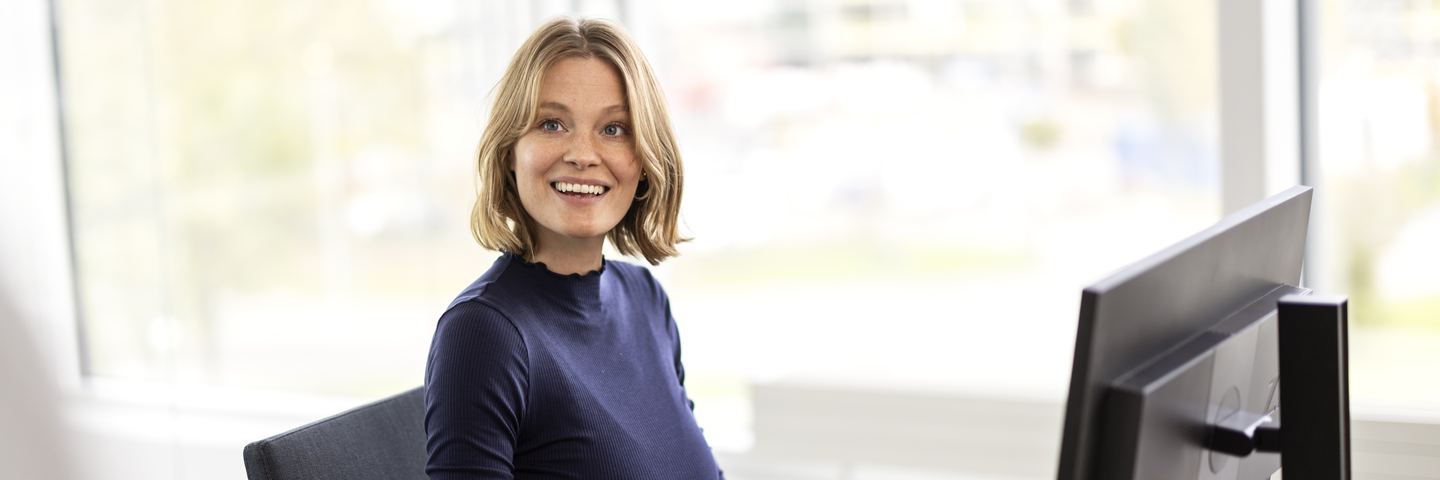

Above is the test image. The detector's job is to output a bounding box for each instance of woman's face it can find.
[513,56,641,246]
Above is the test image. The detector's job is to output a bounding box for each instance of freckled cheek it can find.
[514,142,562,189]
[609,168,642,198]
[602,145,640,181]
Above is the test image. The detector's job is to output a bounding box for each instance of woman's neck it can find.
[531,232,606,276]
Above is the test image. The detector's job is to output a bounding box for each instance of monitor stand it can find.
[1100,293,1351,480]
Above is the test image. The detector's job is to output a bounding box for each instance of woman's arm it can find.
[424,300,529,480]
[661,293,728,480]
[664,299,695,411]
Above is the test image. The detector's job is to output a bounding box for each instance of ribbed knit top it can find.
[424,252,722,480]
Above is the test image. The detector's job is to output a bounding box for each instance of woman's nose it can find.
[564,133,602,168]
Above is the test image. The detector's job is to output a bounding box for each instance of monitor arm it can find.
[1204,295,1351,479]
[1207,411,1281,456]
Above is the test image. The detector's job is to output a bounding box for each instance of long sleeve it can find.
[662,296,694,412]
[662,293,727,480]
[425,300,530,480]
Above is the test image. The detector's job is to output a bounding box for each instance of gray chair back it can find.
[243,386,427,480]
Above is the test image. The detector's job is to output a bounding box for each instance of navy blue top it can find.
[424,252,723,480]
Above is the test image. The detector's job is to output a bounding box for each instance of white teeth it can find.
[554,182,604,195]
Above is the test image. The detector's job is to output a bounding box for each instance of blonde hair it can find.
[471,16,687,265]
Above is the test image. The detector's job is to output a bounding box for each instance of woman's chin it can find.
[565,230,609,241]
[549,223,614,242]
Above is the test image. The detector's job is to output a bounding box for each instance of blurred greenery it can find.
[1335,152,1440,328]
[1318,0,1440,331]
[1019,118,1061,151]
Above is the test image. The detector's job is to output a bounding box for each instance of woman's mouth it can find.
[552,181,608,198]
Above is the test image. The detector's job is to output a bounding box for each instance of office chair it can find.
[243,386,427,480]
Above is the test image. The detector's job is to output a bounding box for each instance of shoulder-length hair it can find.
[470,16,687,265]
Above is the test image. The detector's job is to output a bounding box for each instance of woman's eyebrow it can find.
[538,101,569,113]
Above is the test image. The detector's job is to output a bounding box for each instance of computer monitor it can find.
[1056,186,1350,480]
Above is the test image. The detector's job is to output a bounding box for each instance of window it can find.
[56,0,1219,452]
[1316,0,1440,409]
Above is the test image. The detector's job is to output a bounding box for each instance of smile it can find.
[552,181,609,197]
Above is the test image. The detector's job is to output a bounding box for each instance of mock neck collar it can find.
[502,251,605,311]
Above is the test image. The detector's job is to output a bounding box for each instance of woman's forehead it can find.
[542,58,622,89]
[537,58,626,103]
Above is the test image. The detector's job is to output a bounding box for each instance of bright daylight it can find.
[3,0,1440,479]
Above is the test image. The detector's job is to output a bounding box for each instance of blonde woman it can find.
[423,17,723,479]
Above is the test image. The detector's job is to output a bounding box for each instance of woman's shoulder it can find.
[434,299,520,343]
[432,254,533,347]
[444,252,517,311]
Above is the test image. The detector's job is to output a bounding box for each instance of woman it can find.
[423,17,723,480]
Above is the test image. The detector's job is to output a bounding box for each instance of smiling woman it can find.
[424,16,722,480]
[511,57,643,274]
[470,17,687,274]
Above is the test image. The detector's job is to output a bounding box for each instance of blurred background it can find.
[4,0,1440,479]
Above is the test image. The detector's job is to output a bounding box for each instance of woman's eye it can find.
[602,124,626,136]
[541,120,563,131]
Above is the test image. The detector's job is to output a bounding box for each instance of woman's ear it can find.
[633,175,650,200]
